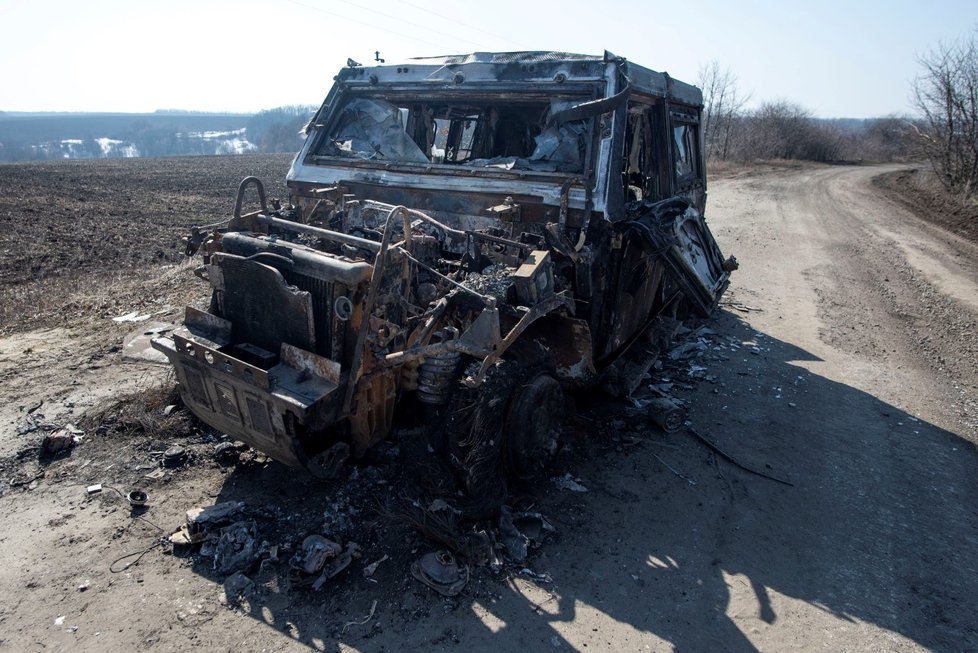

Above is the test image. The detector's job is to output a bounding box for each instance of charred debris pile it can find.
[22,315,749,605]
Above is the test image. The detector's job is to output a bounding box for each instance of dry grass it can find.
[0,154,292,334]
[873,167,978,244]
[706,158,822,181]
[78,374,200,440]
[0,260,204,335]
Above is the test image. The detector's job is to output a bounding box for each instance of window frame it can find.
[668,108,703,190]
[304,87,602,181]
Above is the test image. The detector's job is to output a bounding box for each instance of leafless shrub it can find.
[698,61,918,165]
[911,29,978,200]
[728,101,843,163]
[698,61,751,161]
[861,117,918,161]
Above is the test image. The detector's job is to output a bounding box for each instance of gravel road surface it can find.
[0,162,975,652]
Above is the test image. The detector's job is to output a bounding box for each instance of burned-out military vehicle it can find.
[153,51,734,505]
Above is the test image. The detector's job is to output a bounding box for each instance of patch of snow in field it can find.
[216,138,257,155]
[181,128,248,139]
[95,137,139,158]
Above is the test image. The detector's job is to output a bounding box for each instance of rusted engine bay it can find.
[153,51,734,505]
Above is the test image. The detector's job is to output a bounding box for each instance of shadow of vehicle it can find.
[192,308,978,652]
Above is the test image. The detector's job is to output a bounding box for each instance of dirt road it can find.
[1,162,976,652]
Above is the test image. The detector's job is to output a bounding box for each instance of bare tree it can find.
[698,60,908,165]
[911,30,978,199]
[697,60,750,161]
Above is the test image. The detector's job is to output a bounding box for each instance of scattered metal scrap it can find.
[222,572,256,607]
[342,599,379,633]
[362,554,388,578]
[411,550,469,597]
[686,425,794,487]
[42,430,77,454]
[170,501,247,547]
[498,508,556,563]
[645,397,686,433]
[212,520,259,575]
[552,473,589,493]
[127,489,148,507]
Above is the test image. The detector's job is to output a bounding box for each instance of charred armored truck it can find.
[153,51,734,506]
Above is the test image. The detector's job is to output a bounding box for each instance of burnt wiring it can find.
[685,426,794,487]
[397,246,491,304]
[91,485,170,573]
[109,541,166,574]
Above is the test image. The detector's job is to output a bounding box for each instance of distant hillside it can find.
[0,107,316,162]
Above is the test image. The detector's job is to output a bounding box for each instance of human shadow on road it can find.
[199,307,978,652]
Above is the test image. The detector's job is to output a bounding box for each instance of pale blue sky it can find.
[0,0,974,117]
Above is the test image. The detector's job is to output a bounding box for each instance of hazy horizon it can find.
[1,0,976,118]
[0,109,290,116]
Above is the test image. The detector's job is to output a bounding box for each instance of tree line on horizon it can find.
[699,27,978,204]
[0,107,317,163]
[698,62,916,165]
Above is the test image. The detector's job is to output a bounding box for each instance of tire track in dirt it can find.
[707,163,978,651]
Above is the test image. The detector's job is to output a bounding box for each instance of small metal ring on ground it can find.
[127,490,148,507]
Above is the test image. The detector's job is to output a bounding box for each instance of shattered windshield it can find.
[318,98,430,163]
[314,96,589,173]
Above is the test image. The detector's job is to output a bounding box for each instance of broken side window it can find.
[672,121,699,182]
[623,102,658,202]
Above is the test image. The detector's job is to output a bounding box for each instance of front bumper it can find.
[151,326,340,469]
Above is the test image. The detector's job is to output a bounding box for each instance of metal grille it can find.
[221,256,315,354]
[284,272,336,359]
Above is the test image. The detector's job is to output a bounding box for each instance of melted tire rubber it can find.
[444,342,565,520]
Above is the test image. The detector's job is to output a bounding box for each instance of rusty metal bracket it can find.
[545,83,630,128]
[558,176,583,227]
[233,176,268,220]
[171,332,270,390]
[466,230,532,253]
[455,307,501,357]
[281,343,341,384]
[382,339,457,368]
[258,214,382,252]
[342,205,406,416]
[485,196,521,222]
[557,176,594,252]
[462,292,573,388]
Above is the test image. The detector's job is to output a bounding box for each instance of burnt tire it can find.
[504,372,564,481]
[444,344,565,518]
